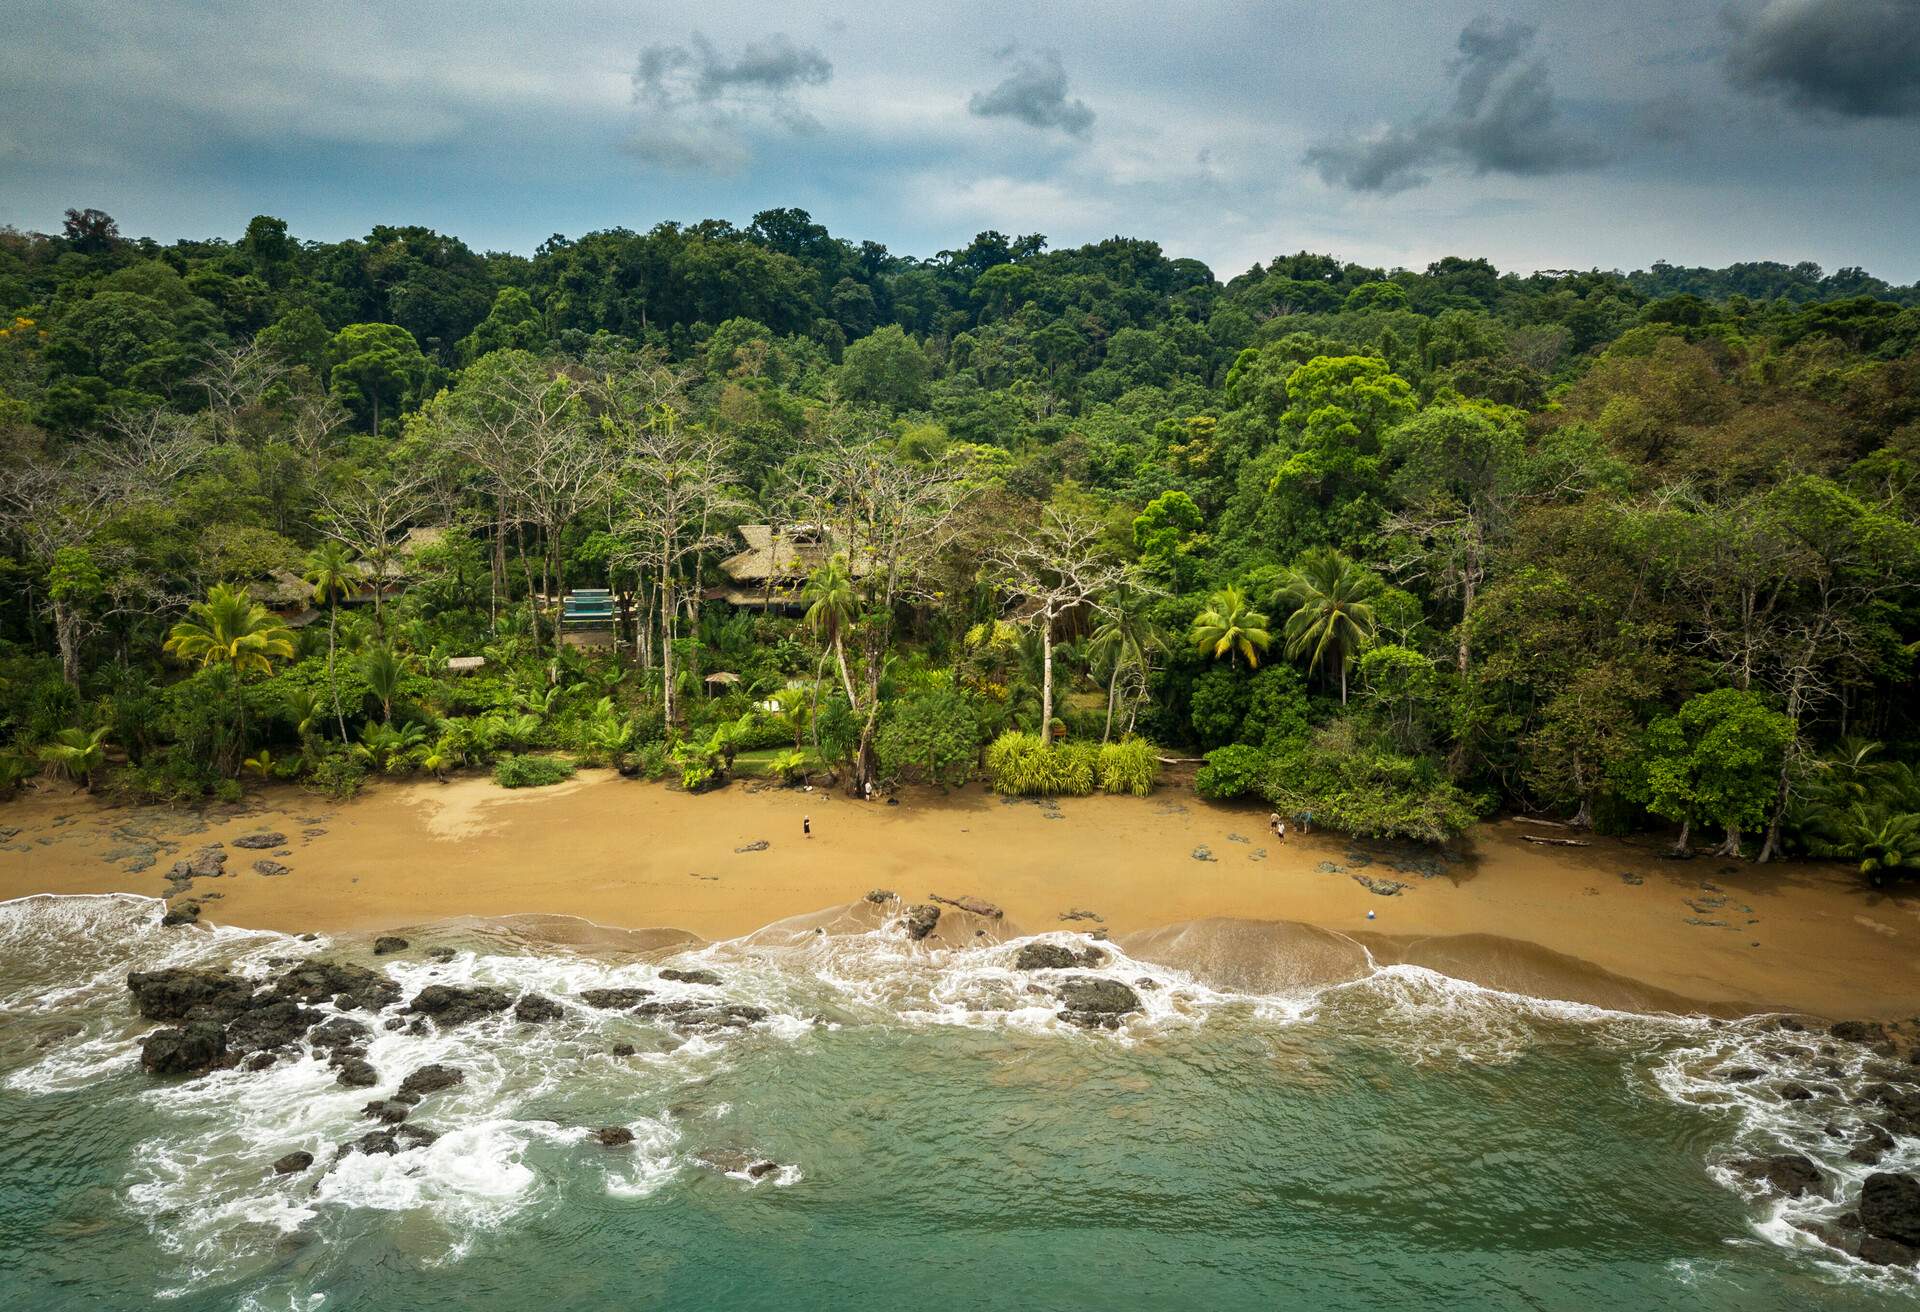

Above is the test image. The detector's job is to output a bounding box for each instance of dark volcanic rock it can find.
[1859,1235,1918,1267]
[1054,975,1143,1029]
[902,904,940,941]
[426,946,457,963]
[252,860,291,876]
[633,999,768,1031]
[695,1149,780,1179]
[1779,1082,1816,1102]
[243,1052,276,1072]
[372,936,409,956]
[1832,1020,1890,1044]
[1849,1123,1898,1166]
[272,1151,314,1175]
[140,1022,227,1075]
[1013,942,1107,971]
[268,961,400,1012]
[232,832,287,850]
[611,1043,637,1057]
[167,845,228,883]
[335,1058,378,1088]
[1862,1173,1920,1247]
[513,992,563,1023]
[1734,1153,1825,1198]
[160,901,202,927]
[224,1001,322,1054]
[864,889,896,904]
[1719,1066,1766,1083]
[127,968,254,1021]
[404,984,513,1027]
[659,968,722,986]
[591,1126,635,1146]
[345,1125,440,1157]
[309,1017,371,1051]
[395,1064,465,1104]
[362,1099,412,1124]
[578,987,654,1010]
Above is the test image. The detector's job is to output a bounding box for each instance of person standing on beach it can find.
[1268,812,1282,840]
[803,815,811,839]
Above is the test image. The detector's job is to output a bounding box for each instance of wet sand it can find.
[3,770,1916,1019]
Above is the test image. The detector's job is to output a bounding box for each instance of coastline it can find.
[2,769,1916,1020]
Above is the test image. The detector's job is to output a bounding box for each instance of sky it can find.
[2,0,1918,282]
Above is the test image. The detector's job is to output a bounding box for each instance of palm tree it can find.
[1809,803,1920,889]
[39,726,110,791]
[361,645,406,724]
[1190,586,1271,670]
[802,554,859,709]
[1276,549,1380,704]
[1089,583,1162,743]
[303,541,362,742]
[164,583,296,772]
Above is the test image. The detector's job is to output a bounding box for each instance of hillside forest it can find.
[2,208,1917,878]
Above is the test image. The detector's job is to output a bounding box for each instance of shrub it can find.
[1196,744,1268,801]
[306,750,369,800]
[634,740,671,781]
[1189,667,1250,749]
[1258,721,1479,842]
[492,754,576,789]
[1096,737,1161,796]
[876,685,982,787]
[1241,665,1312,751]
[985,731,1096,797]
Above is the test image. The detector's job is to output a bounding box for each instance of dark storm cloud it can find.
[1724,0,1920,118]
[1306,16,1605,193]
[967,47,1095,138]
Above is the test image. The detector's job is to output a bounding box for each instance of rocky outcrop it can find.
[160,901,202,927]
[930,894,1003,919]
[127,967,255,1021]
[579,987,654,1010]
[404,984,513,1027]
[272,1151,314,1175]
[426,947,457,963]
[659,968,722,987]
[513,993,563,1023]
[231,832,287,850]
[1734,1153,1825,1198]
[902,904,940,941]
[1830,1020,1889,1044]
[1013,942,1107,971]
[166,845,228,884]
[308,1017,371,1052]
[592,1127,635,1146]
[267,961,400,1012]
[1859,1235,1918,1267]
[334,1057,378,1088]
[224,1001,322,1054]
[864,889,896,904]
[372,936,409,956]
[395,1063,464,1104]
[633,999,768,1031]
[1862,1173,1920,1248]
[344,1125,439,1157]
[1053,975,1142,1029]
[362,1099,412,1124]
[140,1022,227,1075]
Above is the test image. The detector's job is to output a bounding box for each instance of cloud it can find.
[967,47,1095,138]
[1724,0,1920,118]
[627,30,833,170]
[1305,16,1605,193]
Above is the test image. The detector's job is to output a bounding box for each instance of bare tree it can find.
[988,506,1131,742]
[316,468,432,629]
[193,341,292,445]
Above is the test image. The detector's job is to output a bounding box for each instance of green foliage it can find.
[985,731,1096,797]
[492,753,577,789]
[1195,743,1267,801]
[1240,665,1312,751]
[1189,666,1251,750]
[1625,688,1795,848]
[875,684,982,787]
[1190,586,1271,668]
[1260,720,1478,842]
[1094,736,1160,795]
[38,725,110,788]
[326,322,429,433]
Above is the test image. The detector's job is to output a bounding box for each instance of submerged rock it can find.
[395,1064,465,1104]
[1779,1082,1815,1102]
[659,968,722,987]
[592,1126,635,1147]
[139,1022,226,1075]
[1013,942,1107,971]
[901,904,940,941]
[579,987,654,1010]
[695,1149,780,1179]
[127,968,254,1022]
[362,1099,412,1124]
[611,1043,637,1057]
[426,946,457,963]
[513,993,563,1023]
[231,832,287,850]
[344,1125,440,1157]
[1353,874,1410,897]
[160,901,202,927]
[1862,1173,1920,1247]
[404,984,513,1027]
[272,1151,314,1176]
[633,999,768,1031]
[269,961,400,1012]
[309,1017,371,1051]
[1832,1020,1890,1044]
[1734,1153,1824,1198]
[1859,1235,1918,1267]
[372,936,409,956]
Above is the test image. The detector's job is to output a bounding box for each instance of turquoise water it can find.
[0,894,1914,1310]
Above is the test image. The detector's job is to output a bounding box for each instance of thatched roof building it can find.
[716,524,864,608]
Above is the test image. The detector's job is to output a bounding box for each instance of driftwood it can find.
[1514,816,1573,829]
[929,894,1004,919]
[1520,835,1591,848]
[1156,756,1205,765]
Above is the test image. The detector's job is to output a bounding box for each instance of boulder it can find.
[252,860,291,877]
[139,1022,227,1075]
[1718,1066,1765,1083]
[864,889,896,904]
[611,1043,637,1057]
[659,968,723,987]
[362,1099,412,1124]
[1013,942,1107,971]
[403,984,513,1027]
[513,993,563,1023]
[272,1151,314,1175]
[345,1125,439,1157]
[334,1058,378,1088]
[268,961,400,1012]
[902,904,940,941]
[591,1126,635,1147]
[1831,1020,1890,1044]
[167,845,228,882]
[1859,1235,1918,1267]
[395,1063,465,1104]
[633,999,768,1031]
[309,1017,372,1050]
[1862,1173,1920,1247]
[231,832,288,850]
[578,987,654,1010]
[1779,1082,1815,1102]
[1054,976,1143,1029]
[1734,1153,1824,1198]
[224,1001,322,1054]
[695,1149,780,1179]
[160,901,202,927]
[127,968,255,1022]
[426,947,457,963]
[1849,1123,1898,1166]
[372,936,409,956]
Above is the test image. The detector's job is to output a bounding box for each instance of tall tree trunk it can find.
[1101,661,1119,745]
[658,536,675,725]
[1673,816,1692,856]
[833,632,857,709]
[1040,612,1055,741]
[1339,660,1348,706]
[490,494,506,631]
[328,602,347,742]
[1456,572,1475,676]
[52,593,80,688]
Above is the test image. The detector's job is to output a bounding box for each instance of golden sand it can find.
[2,770,1916,1019]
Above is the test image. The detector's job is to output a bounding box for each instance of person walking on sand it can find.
[1268,812,1282,840]
[803,815,811,839]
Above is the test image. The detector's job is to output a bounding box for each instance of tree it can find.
[1131,490,1205,590]
[316,467,429,630]
[1190,586,1271,669]
[162,583,296,774]
[875,684,981,787]
[39,726,110,791]
[302,541,361,741]
[988,506,1131,741]
[1087,580,1162,743]
[1630,688,1794,857]
[361,645,405,724]
[326,323,429,433]
[839,324,931,410]
[1276,548,1381,703]
[803,554,860,709]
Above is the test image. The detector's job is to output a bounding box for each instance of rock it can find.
[864,889,896,904]
[160,901,202,927]
[659,968,723,986]
[268,960,400,1012]
[232,832,287,850]
[633,999,769,1031]
[734,840,769,853]
[345,1125,439,1157]
[1013,942,1107,971]
[1832,1020,1890,1044]
[272,1151,314,1175]
[252,860,291,877]
[127,968,255,1021]
[139,1022,227,1075]
[167,845,228,883]
[591,1126,635,1147]
[309,1016,371,1050]
[1779,1082,1816,1102]
[1849,1123,1898,1166]
[1353,874,1410,897]
[579,987,654,1010]
[902,904,940,941]
[243,1052,277,1072]
[1859,1235,1918,1267]
[1862,1173,1920,1247]
[372,936,409,956]
[404,984,514,1027]
[1054,975,1142,1029]
[395,1064,465,1104]
[930,894,1003,919]
[611,1043,637,1057]
[335,1058,377,1088]
[426,947,457,963]
[695,1149,780,1179]
[362,1099,412,1124]
[224,1001,322,1054]
[1191,845,1216,862]
[1719,1066,1766,1083]
[1734,1153,1824,1198]
[513,992,563,1023]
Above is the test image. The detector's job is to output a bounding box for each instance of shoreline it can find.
[3,770,1917,1020]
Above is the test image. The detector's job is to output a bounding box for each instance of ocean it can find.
[0,892,1914,1311]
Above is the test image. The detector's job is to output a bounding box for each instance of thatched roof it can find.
[720,524,866,585]
[704,671,741,685]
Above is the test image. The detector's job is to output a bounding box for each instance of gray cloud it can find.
[1724,0,1920,118]
[1306,16,1605,193]
[628,30,832,171]
[968,47,1095,138]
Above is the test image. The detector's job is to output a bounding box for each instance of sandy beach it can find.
[3,770,1916,1020]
